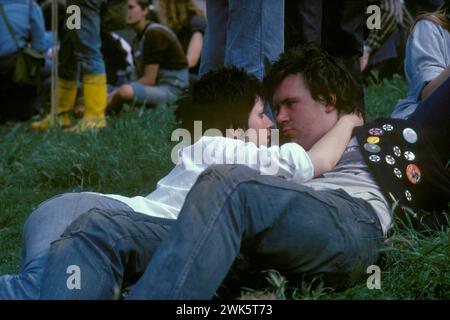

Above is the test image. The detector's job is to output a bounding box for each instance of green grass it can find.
[1,75,449,299]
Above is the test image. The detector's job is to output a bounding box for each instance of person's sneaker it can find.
[31,113,72,131]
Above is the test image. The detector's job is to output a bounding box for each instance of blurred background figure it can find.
[361,0,444,82]
[391,0,449,116]
[31,0,67,115]
[198,0,284,81]
[156,0,206,82]
[31,0,121,131]
[285,0,366,111]
[197,0,284,124]
[0,0,46,124]
[106,0,189,113]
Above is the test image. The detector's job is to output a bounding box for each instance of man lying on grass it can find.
[35,46,450,299]
[38,46,450,299]
[0,66,362,299]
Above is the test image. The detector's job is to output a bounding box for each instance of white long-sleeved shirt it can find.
[96,136,314,219]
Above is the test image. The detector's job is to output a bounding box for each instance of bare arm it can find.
[421,65,450,100]
[186,32,203,69]
[307,113,363,176]
[138,64,159,86]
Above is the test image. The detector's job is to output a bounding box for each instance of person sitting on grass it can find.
[0,65,362,300]
[391,0,450,167]
[107,0,190,113]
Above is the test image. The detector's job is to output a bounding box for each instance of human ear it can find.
[324,93,337,113]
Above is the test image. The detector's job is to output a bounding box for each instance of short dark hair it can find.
[264,46,362,115]
[175,66,264,135]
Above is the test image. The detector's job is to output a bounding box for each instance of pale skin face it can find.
[274,74,338,150]
[228,97,274,146]
[127,0,148,29]
[247,97,274,146]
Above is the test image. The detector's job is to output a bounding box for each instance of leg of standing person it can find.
[0,193,132,299]
[285,0,323,50]
[224,0,285,80]
[73,0,108,130]
[31,21,79,130]
[322,0,366,111]
[198,0,228,77]
[224,0,284,123]
[31,0,107,131]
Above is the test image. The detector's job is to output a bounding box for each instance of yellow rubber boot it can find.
[31,78,77,131]
[72,74,107,132]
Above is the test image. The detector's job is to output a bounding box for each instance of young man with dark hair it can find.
[36,47,449,299]
[1,63,362,299]
[35,46,382,299]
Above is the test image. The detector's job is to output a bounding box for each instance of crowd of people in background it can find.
[0,0,449,300]
[0,0,445,126]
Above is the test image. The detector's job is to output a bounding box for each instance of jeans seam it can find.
[171,177,243,298]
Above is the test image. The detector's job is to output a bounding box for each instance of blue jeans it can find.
[39,165,383,300]
[408,75,450,167]
[59,0,106,80]
[129,69,189,106]
[0,193,130,300]
[199,0,283,123]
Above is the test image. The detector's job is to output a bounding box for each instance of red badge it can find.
[406,164,421,185]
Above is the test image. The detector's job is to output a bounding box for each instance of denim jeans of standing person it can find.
[39,165,383,300]
[59,0,106,80]
[0,193,131,300]
[198,0,284,122]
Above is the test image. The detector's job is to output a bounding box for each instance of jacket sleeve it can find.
[179,137,314,182]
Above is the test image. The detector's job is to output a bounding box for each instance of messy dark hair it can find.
[175,66,264,135]
[264,46,362,115]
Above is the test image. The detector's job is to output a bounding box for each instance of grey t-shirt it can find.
[304,138,391,235]
[391,19,450,119]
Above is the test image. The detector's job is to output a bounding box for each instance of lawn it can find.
[1,75,449,299]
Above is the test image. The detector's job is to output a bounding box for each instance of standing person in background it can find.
[199,0,284,81]
[285,0,366,111]
[157,0,206,81]
[0,0,46,124]
[31,0,112,131]
[198,0,285,122]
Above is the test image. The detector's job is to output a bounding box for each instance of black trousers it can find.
[0,52,38,123]
[285,0,367,109]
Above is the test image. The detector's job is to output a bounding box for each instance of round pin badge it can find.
[368,128,384,136]
[369,155,381,163]
[406,164,421,184]
[393,146,401,157]
[394,168,402,179]
[382,124,394,132]
[405,190,412,201]
[403,128,418,144]
[385,155,396,165]
[404,151,415,161]
[364,143,381,153]
[367,136,380,144]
